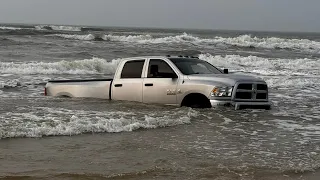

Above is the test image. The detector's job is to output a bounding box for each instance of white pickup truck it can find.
[45,56,271,110]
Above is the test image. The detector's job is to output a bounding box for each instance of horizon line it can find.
[1,22,320,34]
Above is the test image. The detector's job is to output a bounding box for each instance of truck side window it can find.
[148,59,177,78]
[121,60,145,79]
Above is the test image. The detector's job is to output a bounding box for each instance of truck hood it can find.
[186,73,266,86]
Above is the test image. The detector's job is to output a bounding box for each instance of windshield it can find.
[169,58,222,75]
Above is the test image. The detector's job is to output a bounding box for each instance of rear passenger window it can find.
[121,60,145,79]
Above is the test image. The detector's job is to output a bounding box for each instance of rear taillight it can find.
[44,87,47,96]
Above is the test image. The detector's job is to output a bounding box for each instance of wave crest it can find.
[199,53,320,88]
[0,57,120,75]
[0,26,23,30]
[214,34,320,51]
[35,25,82,32]
[0,107,196,138]
[49,34,97,41]
[1,54,318,89]
[49,33,320,53]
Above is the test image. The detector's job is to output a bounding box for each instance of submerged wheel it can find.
[181,93,211,108]
[265,105,271,110]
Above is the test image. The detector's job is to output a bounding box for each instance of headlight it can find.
[211,86,233,97]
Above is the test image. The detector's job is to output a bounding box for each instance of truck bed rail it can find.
[48,79,113,83]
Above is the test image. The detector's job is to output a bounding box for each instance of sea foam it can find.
[199,53,320,74]
[0,26,26,30]
[1,54,319,89]
[0,26,21,30]
[199,53,320,88]
[50,33,320,53]
[35,25,82,32]
[0,57,120,75]
[0,107,196,138]
[49,34,96,41]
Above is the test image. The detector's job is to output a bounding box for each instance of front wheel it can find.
[182,94,212,109]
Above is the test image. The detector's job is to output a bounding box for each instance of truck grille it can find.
[234,83,268,101]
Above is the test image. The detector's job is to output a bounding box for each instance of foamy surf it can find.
[213,34,320,52]
[199,53,320,74]
[0,26,23,30]
[200,53,320,88]
[271,119,320,138]
[49,33,320,53]
[0,57,120,75]
[2,54,319,76]
[49,34,97,41]
[0,25,83,32]
[1,54,319,89]
[0,107,197,138]
[35,25,82,32]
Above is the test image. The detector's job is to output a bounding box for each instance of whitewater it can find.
[0,54,318,89]
[48,32,320,53]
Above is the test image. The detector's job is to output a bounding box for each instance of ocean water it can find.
[0,24,320,180]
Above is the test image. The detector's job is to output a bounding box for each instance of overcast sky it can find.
[0,0,319,32]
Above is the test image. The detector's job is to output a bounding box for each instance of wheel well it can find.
[59,95,72,98]
[56,92,73,98]
[181,93,211,108]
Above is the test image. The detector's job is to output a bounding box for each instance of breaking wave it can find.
[49,34,99,41]
[0,26,24,30]
[1,54,319,78]
[0,57,120,75]
[1,54,319,89]
[35,25,82,32]
[199,53,320,75]
[0,24,103,33]
[0,107,196,138]
[211,34,320,51]
[0,25,84,32]
[48,34,153,41]
[50,33,320,53]
[199,53,320,88]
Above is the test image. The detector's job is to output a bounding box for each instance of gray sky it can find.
[0,0,319,32]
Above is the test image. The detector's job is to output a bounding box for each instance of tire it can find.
[182,93,211,109]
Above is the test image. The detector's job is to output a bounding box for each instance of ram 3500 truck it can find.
[45,56,271,110]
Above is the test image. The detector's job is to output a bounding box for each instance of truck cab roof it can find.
[119,55,199,61]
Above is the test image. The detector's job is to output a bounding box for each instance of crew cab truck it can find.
[45,56,271,110]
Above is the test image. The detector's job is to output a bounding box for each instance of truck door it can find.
[111,59,145,102]
[143,59,179,105]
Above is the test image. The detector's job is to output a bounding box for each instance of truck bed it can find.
[46,79,113,99]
